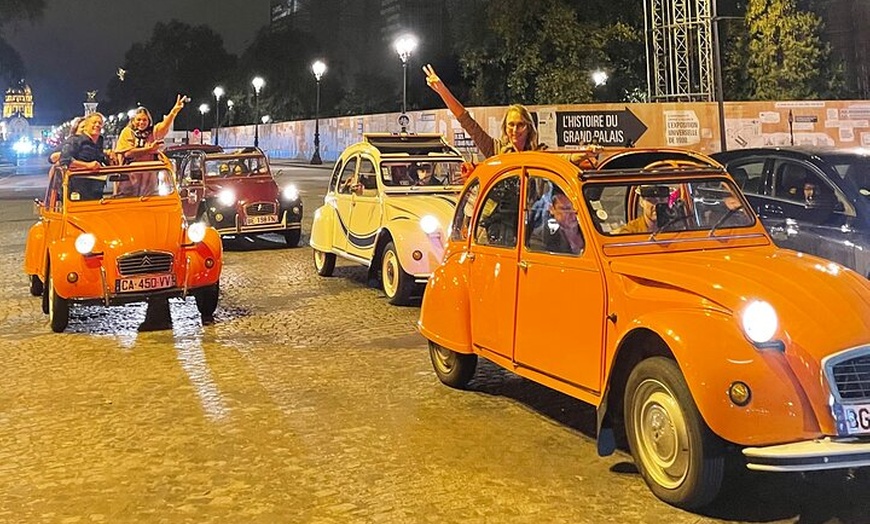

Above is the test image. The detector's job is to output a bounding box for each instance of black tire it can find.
[284,228,301,247]
[194,283,219,323]
[314,249,336,277]
[428,340,477,389]
[624,357,725,509]
[29,275,44,297]
[381,241,415,306]
[47,272,69,333]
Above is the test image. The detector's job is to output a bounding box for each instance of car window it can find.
[525,174,584,255]
[357,157,378,192]
[328,161,343,191]
[728,160,765,195]
[473,175,520,248]
[772,161,815,202]
[337,157,358,194]
[47,166,63,212]
[450,179,480,242]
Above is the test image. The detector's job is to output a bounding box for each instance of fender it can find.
[23,221,47,277]
[382,220,447,277]
[610,308,823,446]
[309,203,337,253]
[418,249,473,353]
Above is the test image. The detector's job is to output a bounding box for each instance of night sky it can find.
[5,0,272,124]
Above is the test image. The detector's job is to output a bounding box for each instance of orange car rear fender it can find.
[23,222,46,276]
[613,308,824,446]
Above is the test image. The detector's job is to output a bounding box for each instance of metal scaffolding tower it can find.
[645,0,714,102]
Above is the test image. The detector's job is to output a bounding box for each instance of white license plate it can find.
[245,214,278,225]
[115,274,176,293]
[841,404,870,435]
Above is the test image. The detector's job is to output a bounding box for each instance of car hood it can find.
[384,193,458,221]
[67,206,184,253]
[611,246,870,355]
[205,176,279,202]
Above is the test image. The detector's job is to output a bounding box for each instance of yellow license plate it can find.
[115,274,176,293]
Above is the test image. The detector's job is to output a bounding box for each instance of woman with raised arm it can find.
[114,94,187,164]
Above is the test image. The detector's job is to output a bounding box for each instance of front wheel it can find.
[29,275,44,297]
[624,357,724,509]
[283,228,301,247]
[313,249,336,277]
[381,241,415,306]
[194,283,219,323]
[47,272,69,333]
[428,341,477,389]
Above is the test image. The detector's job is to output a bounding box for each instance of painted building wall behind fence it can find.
[215,100,870,162]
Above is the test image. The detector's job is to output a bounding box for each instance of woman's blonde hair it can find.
[499,104,540,151]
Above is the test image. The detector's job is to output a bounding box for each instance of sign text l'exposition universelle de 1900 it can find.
[555,108,648,147]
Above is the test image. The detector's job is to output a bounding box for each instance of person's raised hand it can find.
[423,64,442,91]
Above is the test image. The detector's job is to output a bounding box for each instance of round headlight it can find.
[188,222,207,243]
[283,184,300,201]
[420,214,440,235]
[741,300,778,344]
[217,189,236,207]
[75,233,96,254]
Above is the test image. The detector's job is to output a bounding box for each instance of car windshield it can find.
[825,153,870,199]
[205,156,269,178]
[66,170,176,201]
[380,160,463,187]
[583,178,755,237]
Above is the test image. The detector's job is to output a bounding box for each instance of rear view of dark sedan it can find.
[712,147,870,278]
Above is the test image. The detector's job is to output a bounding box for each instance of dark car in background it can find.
[173,146,303,246]
[712,147,870,278]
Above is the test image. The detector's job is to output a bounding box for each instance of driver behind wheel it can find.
[615,185,670,234]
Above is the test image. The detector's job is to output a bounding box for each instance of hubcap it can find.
[382,251,398,297]
[632,379,690,489]
[431,345,455,373]
[48,275,55,322]
[314,250,325,270]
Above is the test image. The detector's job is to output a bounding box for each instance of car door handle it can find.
[518,260,529,271]
[466,252,476,261]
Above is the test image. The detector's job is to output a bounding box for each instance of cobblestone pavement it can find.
[0,165,868,523]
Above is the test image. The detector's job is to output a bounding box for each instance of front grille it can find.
[830,353,870,401]
[117,251,173,276]
[246,202,276,216]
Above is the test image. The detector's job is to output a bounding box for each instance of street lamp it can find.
[212,86,224,145]
[252,76,265,148]
[226,99,234,126]
[592,70,608,87]
[198,103,209,140]
[393,34,418,124]
[311,60,326,165]
[261,115,271,124]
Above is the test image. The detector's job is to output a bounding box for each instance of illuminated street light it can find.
[198,103,209,136]
[213,86,224,145]
[261,115,271,124]
[252,76,265,147]
[311,60,327,165]
[592,70,609,87]
[393,34,417,128]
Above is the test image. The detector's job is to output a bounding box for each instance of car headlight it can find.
[75,233,96,254]
[741,300,778,344]
[420,214,441,235]
[188,222,207,243]
[283,184,300,201]
[217,189,236,207]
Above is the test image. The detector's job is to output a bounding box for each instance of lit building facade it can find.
[3,83,34,119]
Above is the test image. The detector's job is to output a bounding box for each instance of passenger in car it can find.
[424,64,599,167]
[540,193,584,254]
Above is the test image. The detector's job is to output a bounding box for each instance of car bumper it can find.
[69,285,214,307]
[743,437,870,472]
[213,210,302,236]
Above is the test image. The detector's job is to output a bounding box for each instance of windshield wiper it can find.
[708,205,744,237]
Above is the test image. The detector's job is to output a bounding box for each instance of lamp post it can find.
[252,76,265,148]
[212,86,224,146]
[226,99,234,126]
[393,34,417,127]
[311,60,326,165]
[198,103,209,141]
[592,70,608,88]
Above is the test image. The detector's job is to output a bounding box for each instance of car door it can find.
[513,170,606,392]
[345,156,382,260]
[468,172,521,359]
[332,156,358,253]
